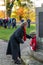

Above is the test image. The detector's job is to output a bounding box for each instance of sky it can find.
[0,0,5,5]
[31,0,43,7]
[0,0,6,11]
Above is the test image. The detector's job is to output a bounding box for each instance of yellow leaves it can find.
[11,11,17,17]
[11,6,36,22]
[29,10,36,22]
[14,0,18,6]
[17,7,24,15]
[22,7,29,20]
[11,0,36,22]
[24,8,28,13]
[0,11,5,18]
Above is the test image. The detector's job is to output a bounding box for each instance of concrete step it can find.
[21,55,43,65]
[21,44,43,65]
[28,47,43,62]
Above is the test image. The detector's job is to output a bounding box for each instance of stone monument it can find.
[21,4,43,65]
[36,4,43,50]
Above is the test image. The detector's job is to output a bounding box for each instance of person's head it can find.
[21,19,24,23]
[21,21,28,29]
[12,18,16,21]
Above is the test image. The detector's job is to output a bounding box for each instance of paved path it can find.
[0,39,30,65]
[0,39,43,65]
[0,39,15,65]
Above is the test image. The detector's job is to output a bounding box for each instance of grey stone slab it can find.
[21,39,43,65]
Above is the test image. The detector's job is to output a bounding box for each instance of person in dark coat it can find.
[0,19,3,27]
[12,18,16,28]
[7,18,11,29]
[3,19,7,28]
[27,19,31,28]
[6,21,32,64]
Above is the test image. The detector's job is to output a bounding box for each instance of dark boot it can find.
[15,59,21,64]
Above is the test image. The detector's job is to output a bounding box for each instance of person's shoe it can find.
[15,59,21,64]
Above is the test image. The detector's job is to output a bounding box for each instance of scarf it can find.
[23,27,26,41]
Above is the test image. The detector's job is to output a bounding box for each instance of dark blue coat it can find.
[27,19,31,28]
[6,26,31,60]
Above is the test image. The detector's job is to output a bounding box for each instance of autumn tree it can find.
[6,0,15,17]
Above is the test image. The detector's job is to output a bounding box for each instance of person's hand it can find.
[29,36,32,39]
[22,39,24,43]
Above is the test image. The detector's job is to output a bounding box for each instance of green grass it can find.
[0,24,36,41]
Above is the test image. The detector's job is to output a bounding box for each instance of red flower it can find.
[30,36,37,51]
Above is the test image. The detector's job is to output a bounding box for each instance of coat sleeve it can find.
[15,27,24,43]
[16,37,24,43]
[26,34,32,39]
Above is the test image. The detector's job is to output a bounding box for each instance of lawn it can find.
[0,24,36,41]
